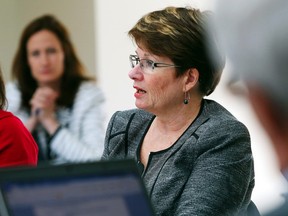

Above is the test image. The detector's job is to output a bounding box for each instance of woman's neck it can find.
[154,98,203,134]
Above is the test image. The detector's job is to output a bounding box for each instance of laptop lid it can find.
[0,159,155,216]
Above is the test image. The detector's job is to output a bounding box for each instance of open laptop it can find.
[0,159,155,216]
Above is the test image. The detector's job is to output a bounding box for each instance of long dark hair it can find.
[12,14,94,110]
[0,67,7,110]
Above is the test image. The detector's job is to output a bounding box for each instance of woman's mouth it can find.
[134,86,146,94]
[136,88,146,94]
[134,86,146,98]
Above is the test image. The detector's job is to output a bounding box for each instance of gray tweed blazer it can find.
[102,99,254,216]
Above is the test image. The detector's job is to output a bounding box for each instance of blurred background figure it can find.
[0,66,38,168]
[6,14,106,165]
[212,0,288,215]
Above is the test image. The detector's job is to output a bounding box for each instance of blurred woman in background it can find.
[6,14,106,165]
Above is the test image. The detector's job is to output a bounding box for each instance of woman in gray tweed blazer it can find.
[102,6,254,216]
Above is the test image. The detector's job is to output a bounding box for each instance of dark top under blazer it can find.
[102,99,255,216]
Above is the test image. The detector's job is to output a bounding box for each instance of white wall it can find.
[0,0,18,82]
[94,0,288,214]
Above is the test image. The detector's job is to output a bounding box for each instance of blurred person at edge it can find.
[102,6,255,215]
[6,14,106,165]
[212,0,288,215]
[0,66,38,168]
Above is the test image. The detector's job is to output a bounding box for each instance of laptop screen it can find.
[0,159,154,216]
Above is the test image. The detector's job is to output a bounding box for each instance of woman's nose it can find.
[40,53,49,65]
[128,65,143,80]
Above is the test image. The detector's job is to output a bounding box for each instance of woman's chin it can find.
[135,102,146,110]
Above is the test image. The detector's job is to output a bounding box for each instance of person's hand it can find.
[25,114,38,132]
[29,87,60,135]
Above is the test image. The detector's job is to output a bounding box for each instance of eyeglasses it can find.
[129,55,180,74]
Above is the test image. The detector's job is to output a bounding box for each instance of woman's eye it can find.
[146,60,154,67]
[30,51,40,57]
[47,48,57,54]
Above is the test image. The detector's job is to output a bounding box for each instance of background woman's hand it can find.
[29,87,60,135]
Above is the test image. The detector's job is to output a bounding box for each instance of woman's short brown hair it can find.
[128,6,225,96]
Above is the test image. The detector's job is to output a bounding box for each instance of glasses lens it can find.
[140,59,154,73]
[129,55,139,68]
[129,55,155,74]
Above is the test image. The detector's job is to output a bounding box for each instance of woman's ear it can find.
[183,68,199,91]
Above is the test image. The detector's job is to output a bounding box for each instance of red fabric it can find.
[0,110,38,168]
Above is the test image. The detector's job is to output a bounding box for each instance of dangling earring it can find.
[183,91,190,105]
